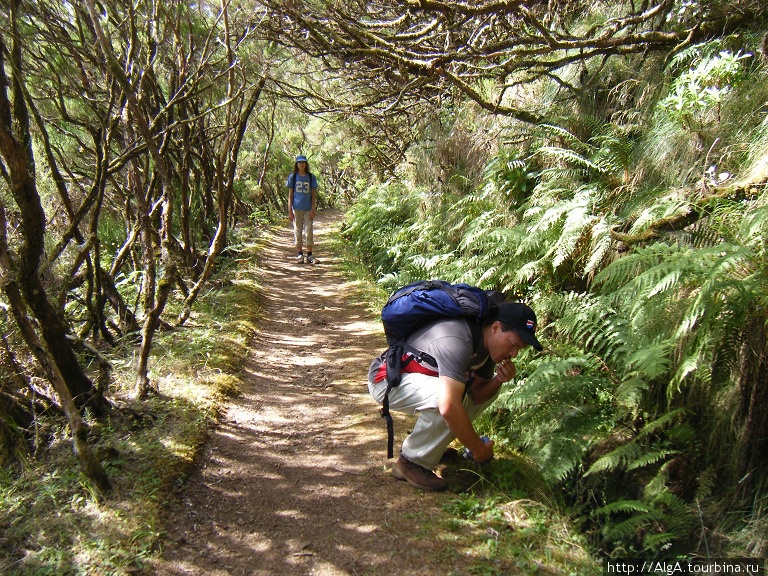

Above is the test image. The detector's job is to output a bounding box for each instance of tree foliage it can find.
[256,0,767,125]
[0,0,281,487]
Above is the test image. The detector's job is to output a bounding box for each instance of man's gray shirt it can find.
[369,318,495,383]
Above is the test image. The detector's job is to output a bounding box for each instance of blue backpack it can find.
[379,280,504,457]
[382,280,493,344]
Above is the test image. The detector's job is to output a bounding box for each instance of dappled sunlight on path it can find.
[152,211,458,576]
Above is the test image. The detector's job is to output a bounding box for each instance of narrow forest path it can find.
[151,211,465,576]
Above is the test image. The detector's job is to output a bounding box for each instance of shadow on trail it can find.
[154,212,455,576]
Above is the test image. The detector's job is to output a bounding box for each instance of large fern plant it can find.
[343,39,768,557]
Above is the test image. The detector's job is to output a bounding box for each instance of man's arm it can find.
[437,375,494,462]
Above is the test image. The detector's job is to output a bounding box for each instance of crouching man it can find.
[367,302,543,491]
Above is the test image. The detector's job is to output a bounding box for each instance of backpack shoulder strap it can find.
[468,318,484,349]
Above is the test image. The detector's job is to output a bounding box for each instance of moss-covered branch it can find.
[611,181,765,246]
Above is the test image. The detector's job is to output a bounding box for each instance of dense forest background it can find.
[1,0,767,572]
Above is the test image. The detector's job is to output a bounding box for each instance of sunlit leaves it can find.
[661,50,753,130]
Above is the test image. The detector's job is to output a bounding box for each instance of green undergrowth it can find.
[327,210,391,314]
[438,448,602,576]
[336,208,605,572]
[0,235,266,576]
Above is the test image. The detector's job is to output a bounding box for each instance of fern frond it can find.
[537,435,586,483]
[649,490,694,535]
[642,532,675,552]
[615,377,649,408]
[538,146,604,174]
[625,342,674,381]
[628,197,692,235]
[668,39,727,71]
[553,192,599,270]
[549,292,630,361]
[539,166,592,181]
[586,410,685,478]
[586,442,643,476]
[593,243,683,294]
[693,466,717,502]
[626,449,680,472]
[637,409,686,438]
[537,123,590,149]
[608,513,662,543]
[585,216,614,276]
[741,203,768,246]
[593,500,652,516]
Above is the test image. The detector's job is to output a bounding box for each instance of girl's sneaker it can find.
[307,254,315,264]
[297,253,304,264]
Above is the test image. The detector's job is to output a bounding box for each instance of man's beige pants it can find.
[368,372,499,470]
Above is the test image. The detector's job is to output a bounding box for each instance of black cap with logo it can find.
[495,302,543,351]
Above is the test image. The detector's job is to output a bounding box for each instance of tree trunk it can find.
[0,20,101,413]
[0,204,110,492]
[0,327,35,465]
[737,316,768,500]
[177,80,265,326]
[7,283,111,493]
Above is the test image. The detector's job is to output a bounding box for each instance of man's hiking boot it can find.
[392,455,447,491]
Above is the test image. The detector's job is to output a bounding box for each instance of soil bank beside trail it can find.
[151,211,466,576]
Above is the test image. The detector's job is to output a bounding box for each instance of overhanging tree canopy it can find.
[256,0,767,123]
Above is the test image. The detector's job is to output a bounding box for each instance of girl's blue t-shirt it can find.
[287,173,318,211]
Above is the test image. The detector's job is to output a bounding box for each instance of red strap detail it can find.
[374,353,438,383]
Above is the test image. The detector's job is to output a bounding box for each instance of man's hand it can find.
[495,358,517,384]
[470,436,494,463]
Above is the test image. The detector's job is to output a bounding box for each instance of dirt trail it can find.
[152,211,463,576]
